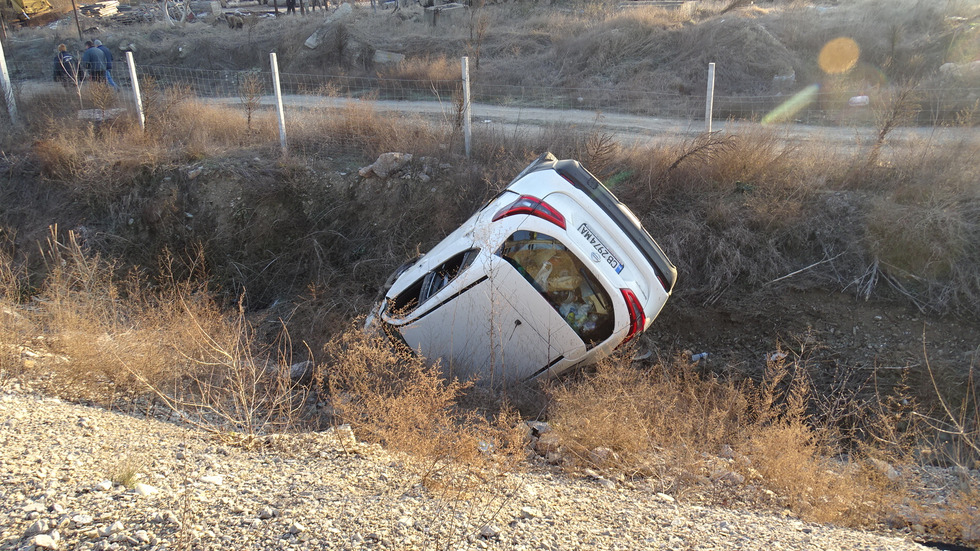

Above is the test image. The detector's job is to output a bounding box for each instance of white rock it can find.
[526,420,551,434]
[25,519,48,537]
[288,521,306,534]
[71,514,94,526]
[92,480,112,492]
[519,507,542,519]
[200,474,224,485]
[596,477,617,490]
[589,447,615,464]
[32,534,58,550]
[23,502,47,514]
[656,492,675,503]
[258,506,276,520]
[134,483,159,496]
[105,520,124,535]
[479,524,500,538]
[719,444,735,459]
[396,516,414,528]
[358,152,413,179]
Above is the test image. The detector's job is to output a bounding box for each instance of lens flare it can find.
[818,37,860,75]
[763,84,819,124]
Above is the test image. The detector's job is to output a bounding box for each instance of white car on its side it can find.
[369,152,677,387]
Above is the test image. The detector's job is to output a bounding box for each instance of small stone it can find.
[25,519,48,537]
[526,421,551,435]
[257,506,276,520]
[596,477,617,490]
[534,433,560,455]
[32,534,59,550]
[589,447,614,464]
[719,444,735,460]
[200,475,224,485]
[288,521,306,534]
[519,507,542,519]
[396,516,413,528]
[133,483,159,496]
[72,514,94,526]
[133,530,151,544]
[104,520,124,536]
[479,524,500,538]
[656,492,675,503]
[92,480,112,492]
[23,502,47,514]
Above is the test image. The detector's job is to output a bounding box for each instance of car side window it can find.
[388,249,480,315]
[497,231,614,348]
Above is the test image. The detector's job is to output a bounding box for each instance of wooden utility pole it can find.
[70,0,83,41]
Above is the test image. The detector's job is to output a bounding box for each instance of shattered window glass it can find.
[497,231,614,348]
[388,249,480,315]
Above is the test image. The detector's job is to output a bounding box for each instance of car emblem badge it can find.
[590,252,601,263]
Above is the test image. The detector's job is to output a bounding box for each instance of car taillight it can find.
[492,195,566,229]
[619,288,646,347]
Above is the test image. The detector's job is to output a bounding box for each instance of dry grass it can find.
[325,326,526,473]
[0,226,317,439]
[544,353,915,526]
[4,229,223,405]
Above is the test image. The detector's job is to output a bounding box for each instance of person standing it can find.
[81,40,107,83]
[52,44,78,89]
[93,40,117,89]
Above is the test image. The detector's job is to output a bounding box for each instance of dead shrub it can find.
[545,353,910,526]
[546,355,751,477]
[4,228,218,406]
[326,327,526,478]
[289,98,441,158]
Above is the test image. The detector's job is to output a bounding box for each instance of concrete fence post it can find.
[0,38,18,126]
[705,62,715,133]
[461,56,472,159]
[270,52,287,154]
[126,51,145,131]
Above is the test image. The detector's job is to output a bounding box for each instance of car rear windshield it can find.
[388,249,480,316]
[497,231,614,348]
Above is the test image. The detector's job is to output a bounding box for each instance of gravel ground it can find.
[0,387,935,551]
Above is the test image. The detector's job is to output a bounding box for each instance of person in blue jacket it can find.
[93,40,118,89]
[81,40,107,83]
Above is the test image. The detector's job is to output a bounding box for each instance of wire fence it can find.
[5,54,980,130]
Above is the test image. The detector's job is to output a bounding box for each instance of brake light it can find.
[619,288,646,346]
[492,195,566,229]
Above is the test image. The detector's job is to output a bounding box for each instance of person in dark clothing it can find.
[93,39,118,89]
[81,40,107,83]
[286,0,296,14]
[52,44,78,89]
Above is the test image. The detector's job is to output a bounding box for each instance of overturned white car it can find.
[369,153,676,387]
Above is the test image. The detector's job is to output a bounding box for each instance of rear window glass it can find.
[497,231,614,348]
[388,249,479,315]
